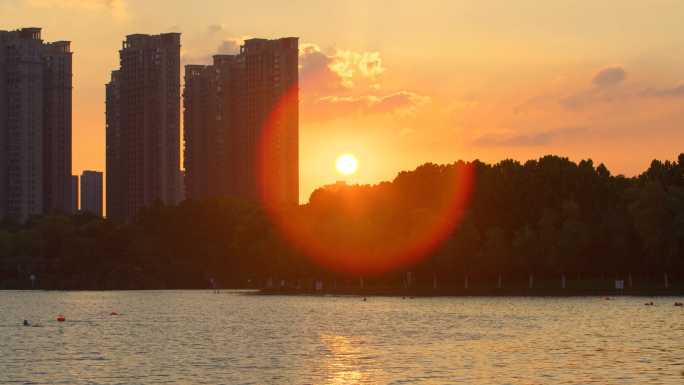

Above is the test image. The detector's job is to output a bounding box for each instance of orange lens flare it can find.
[255,70,475,276]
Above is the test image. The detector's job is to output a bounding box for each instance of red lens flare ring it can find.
[256,73,475,276]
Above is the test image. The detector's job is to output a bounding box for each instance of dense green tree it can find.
[2,153,683,289]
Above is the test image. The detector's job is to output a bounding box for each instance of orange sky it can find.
[2,0,684,205]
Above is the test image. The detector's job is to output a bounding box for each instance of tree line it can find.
[0,153,682,289]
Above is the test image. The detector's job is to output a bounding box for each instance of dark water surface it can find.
[1,291,683,384]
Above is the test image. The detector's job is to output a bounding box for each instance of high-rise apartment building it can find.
[80,170,103,217]
[106,33,181,220]
[183,37,299,203]
[0,28,72,222]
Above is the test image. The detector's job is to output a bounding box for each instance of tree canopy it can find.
[1,153,682,289]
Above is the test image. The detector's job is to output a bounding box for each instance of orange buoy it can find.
[57,316,65,322]
[409,296,415,299]
[644,303,650,306]
[109,312,118,315]
[605,297,610,300]
[676,302,683,306]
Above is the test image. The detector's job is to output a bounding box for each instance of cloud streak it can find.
[303,91,430,123]
[472,127,590,147]
[639,82,684,98]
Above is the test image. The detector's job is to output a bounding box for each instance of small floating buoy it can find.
[410,296,415,299]
[109,312,118,315]
[644,303,650,306]
[676,302,683,306]
[57,316,65,322]
[605,297,610,300]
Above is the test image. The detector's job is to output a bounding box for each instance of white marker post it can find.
[615,280,624,295]
[30,275,35,290]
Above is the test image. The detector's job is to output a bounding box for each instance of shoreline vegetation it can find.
[1,153,683,291]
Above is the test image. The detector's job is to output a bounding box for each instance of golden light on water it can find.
[320,335,370,384]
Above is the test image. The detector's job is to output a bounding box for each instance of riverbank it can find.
[256,278,684,297]
[2,277,682,296]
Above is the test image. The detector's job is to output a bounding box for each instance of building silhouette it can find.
[0,28,73,222]
[183,37,299,203]
[80,170,103,217]
[71,174,78,213]
[106,33,182,220]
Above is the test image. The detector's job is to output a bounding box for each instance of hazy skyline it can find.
[2,0,684,204]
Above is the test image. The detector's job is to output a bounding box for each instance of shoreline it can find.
[254,289,684,297]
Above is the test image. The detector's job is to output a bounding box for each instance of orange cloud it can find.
[217,38,241,54]
[591,66,627,87]
[208,24,225,34]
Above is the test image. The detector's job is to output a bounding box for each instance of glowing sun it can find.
[336,154,358,174]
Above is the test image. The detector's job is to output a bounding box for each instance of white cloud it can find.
[299,44,385,90]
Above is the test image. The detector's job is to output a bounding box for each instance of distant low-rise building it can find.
[80,170,103,217]
[71,175,79,213]
[323,181,346,192]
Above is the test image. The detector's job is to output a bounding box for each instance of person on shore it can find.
[23,320,29,326]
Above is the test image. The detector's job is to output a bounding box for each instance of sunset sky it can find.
[2,0,684,204]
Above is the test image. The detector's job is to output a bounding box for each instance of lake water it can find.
[1,291,683,384]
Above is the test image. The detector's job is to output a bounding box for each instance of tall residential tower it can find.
[106,33,181,220]
[183,37,298,203]
[0,28,72,222]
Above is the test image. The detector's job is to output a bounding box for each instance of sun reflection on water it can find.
[317,334,375,384]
